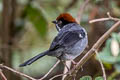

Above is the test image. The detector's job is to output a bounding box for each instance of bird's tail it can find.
[19,50,49,67]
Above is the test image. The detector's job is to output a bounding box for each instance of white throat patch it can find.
[56,24,61,31]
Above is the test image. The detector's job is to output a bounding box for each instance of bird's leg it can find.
[61,60,70,71]
[81,66,83,71]
[71,60,84,71]
[71,60,78,73]
[71,60,77,65]
[71,60,77,70]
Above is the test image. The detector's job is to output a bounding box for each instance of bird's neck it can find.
[55,22,75,32]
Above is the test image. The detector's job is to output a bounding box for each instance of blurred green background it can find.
[0,0,120,80]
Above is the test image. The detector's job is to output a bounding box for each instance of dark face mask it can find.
[52,19,73,31]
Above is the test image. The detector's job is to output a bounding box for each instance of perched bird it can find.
[19,13,88,67]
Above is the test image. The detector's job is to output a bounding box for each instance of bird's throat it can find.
[55,24,61,31]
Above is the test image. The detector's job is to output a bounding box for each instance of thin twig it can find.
[76,0,90,23]
[40,60,60,80]
[89,12,120,23]
[95,50,106,80]
[50,72,69,80]
[89,18,111,23]
[0,64,36,80]
[62,61,71,80]
[0,69,7,80]
[64,20,120,80]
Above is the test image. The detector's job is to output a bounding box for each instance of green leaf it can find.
[111,33,120,43]
[25,4,47,38]
[95,76,104,80]
[96,39,115,63]
[80,76,92,80]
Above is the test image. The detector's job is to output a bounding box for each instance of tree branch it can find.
[0,64,36,80]
[95,50,106,80]
[0,69,7,80]
[89,12,120,23]
[40,60,60,80]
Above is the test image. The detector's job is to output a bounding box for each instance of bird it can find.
[19,13,88,67]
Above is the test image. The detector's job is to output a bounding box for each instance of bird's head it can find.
[52,13,77,31]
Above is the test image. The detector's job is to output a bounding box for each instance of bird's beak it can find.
[52,20,57,24]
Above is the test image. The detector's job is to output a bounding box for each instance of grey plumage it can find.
[19,23,88,67]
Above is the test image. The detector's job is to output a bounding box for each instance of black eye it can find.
[58,20,62,25]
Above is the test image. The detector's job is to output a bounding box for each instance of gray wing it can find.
[49,29,85,51]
